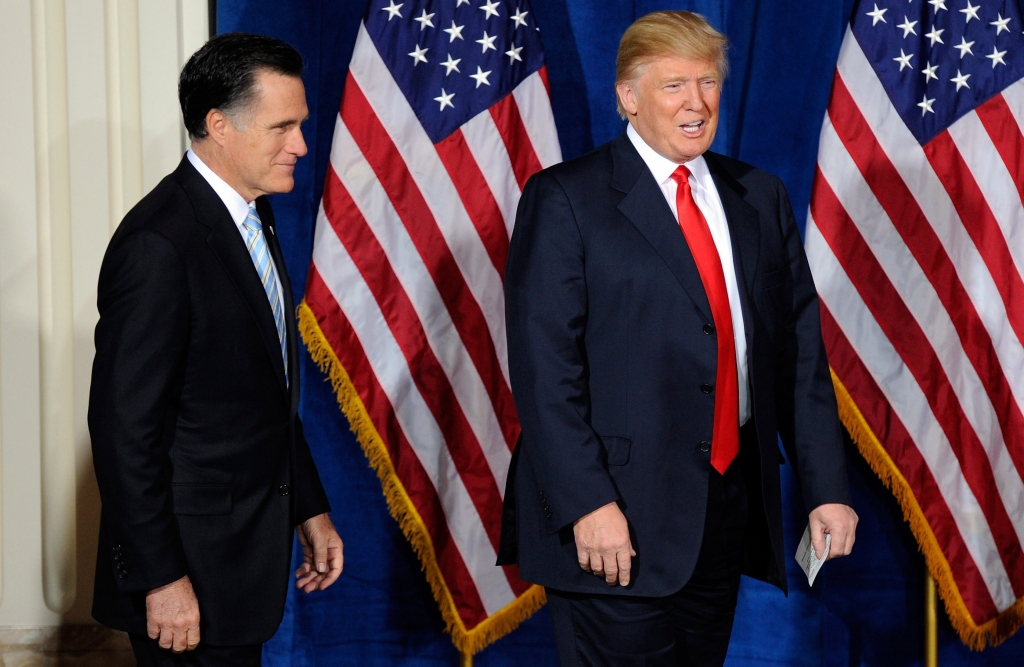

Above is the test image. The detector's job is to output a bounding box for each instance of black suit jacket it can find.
[498,133,851,596]
[88,156,331,645]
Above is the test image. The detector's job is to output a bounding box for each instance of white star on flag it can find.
[408,44,428,65]
[867,4,888,25]
[923,61,939,82]
[469,66,492,88]
[954,36,975,58]
[440,53,461,74]
[959,1,980,23]
[926,26,945,46]
[990,14,1012,34]
[986,46,1007,67]
[898,16,918,37]
[511,9,529,28]
[505,45,523,63]
[476,31,497,53]
[414,9,435,30]
[928,0,947,12]
[382,0,403,20]
[894,49,914,71]
[456,0,470,5]
[443,21,464,42]
[950,69,971,90]
[480,0,501,19]
[918,93,936,114]
[433,88,454,110]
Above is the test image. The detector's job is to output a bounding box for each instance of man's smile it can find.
[679,120,705,136]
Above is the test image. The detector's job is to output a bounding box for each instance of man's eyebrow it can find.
[270,115,309,128]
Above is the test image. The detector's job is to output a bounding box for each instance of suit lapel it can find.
[175,158,289,396]
[611,134,712,322]
[705,153,760,293]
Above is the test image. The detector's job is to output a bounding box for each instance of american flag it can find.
[297,0,560,654]
[806,0,1024,648]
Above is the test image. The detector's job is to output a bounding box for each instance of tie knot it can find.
[670,165,692,187]
[244,206,263,233]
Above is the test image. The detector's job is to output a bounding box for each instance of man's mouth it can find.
[679,120,704,136]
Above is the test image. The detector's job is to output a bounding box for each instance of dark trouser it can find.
[547,438,751,667]
[129,634,262,667]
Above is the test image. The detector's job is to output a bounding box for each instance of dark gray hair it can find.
[178,32,304,140]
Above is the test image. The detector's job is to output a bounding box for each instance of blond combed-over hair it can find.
[615,11,729,119]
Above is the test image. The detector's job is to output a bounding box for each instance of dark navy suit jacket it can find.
[498,133,851,597]
[89,157,331,644]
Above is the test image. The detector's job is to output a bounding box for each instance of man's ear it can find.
[616,81,638,117]
[205,109,230,147]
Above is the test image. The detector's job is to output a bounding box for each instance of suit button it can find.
[701,383,713,394]
[700,440,711,453]
[112,544,122,552]
[118,570,128,579]
[703,324,715,335]
[116,561,126,571]
[278,484,290,496]
[113,552,122,562]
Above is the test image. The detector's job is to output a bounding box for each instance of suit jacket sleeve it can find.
[772,178,852,512]
[89,229,190,593]
[291,416,331,525]
[505,172,620,532]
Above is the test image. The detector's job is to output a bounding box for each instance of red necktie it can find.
[671,166,739,474]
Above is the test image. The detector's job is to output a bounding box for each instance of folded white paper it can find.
[795,525,831,587]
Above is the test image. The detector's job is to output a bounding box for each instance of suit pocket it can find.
[600,435,632,466]
[171,483,233,516]
[761,268,783,290]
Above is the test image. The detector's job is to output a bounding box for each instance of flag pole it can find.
[925,571,938,667]
[461,651,473,667]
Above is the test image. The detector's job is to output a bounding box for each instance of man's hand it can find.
[295,513,344,593]
[573,502,636,586]
[146,575,200,653]
[808,503,859,560]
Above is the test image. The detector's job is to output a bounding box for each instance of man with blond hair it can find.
[498,11,858,665]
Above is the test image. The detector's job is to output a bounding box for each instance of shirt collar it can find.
[186,148,252,228]
[625,123,711,192]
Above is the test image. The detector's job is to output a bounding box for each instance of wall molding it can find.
[32,0,78,616]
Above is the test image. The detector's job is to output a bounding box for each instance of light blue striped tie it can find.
[243,205,288,385]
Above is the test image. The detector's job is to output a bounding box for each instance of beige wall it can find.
[0,0,209,627]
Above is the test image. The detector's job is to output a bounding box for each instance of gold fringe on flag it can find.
[298,301,547,655]
[831,369,1024,649]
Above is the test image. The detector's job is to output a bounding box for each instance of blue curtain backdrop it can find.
[214,1,1024,664]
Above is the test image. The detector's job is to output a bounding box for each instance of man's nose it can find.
[290,129,308,157]
[681,83,706,111]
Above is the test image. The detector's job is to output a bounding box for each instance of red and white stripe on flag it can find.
[808,20,1024,648]
[298,17,561,653]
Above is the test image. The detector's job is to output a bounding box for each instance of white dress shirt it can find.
[186,149,286,305]
[626,124,750,424]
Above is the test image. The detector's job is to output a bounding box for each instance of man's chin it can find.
[673,138,714,162]
[267,177,296,195]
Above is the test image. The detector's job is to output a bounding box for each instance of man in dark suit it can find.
[89,33,342,666]
[499,11,858,666]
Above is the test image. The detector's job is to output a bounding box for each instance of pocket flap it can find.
[600,435,632,466]
[171,483,233,516]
